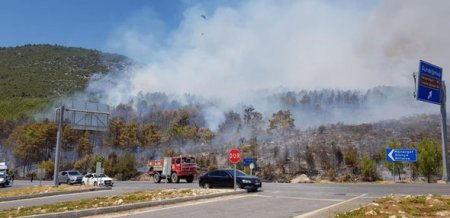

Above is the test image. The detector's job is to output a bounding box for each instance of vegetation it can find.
[335,194,450,217]
[0,185,94,198]
[360,154,379,182]
[417,138,442,183]
[0,189,226,217]
[0,44,129,120]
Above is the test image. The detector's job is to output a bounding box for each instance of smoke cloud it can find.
[86,0,450,128]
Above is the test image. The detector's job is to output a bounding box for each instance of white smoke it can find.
[88,0,450,128]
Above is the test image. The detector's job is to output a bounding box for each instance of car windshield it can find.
[225,169,247,177]
[68,171,81,176]
[182,157,195,164]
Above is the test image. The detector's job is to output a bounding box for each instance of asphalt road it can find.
[2,181,450,217]
[98,183,450,218]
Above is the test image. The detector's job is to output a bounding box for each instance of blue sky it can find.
[0,0,237,52]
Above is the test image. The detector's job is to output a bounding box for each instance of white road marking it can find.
[293,193,367,218]
[252,194,343,202]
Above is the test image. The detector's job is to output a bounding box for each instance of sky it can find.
[2,0,450,98]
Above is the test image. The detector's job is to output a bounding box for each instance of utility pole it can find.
[440,81,449,182]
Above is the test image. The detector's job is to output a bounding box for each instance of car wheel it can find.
[204,183,211,189]
[247,188,258,192]
[82,181,85,185]
[186,175,194,183]
[171,173,179,183]
[154,172,161,183]
[67,179,71,185]
[93,181,98,186]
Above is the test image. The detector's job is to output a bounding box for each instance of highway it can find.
[2,181,450,217]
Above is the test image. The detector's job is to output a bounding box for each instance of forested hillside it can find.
[0,44,130,119]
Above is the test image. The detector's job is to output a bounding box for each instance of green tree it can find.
[90,154,105,173]
[141,123,164,147]
[77,131,92,157]
[104,152,118,176]
[344,147,359,175]
[38,159,54,179]
[268,110,295,131]
[115,153,137,181]
[418,138,442,183]
[74,155,92,173]
[7,120,56,174]
[360,154,379,181]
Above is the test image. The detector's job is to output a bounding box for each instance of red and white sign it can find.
[228,149,241,164]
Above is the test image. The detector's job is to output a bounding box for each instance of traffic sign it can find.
[249,163,255,170]
[386,148,417,162]
[229,149,241,164]
[243,157,254,166]
[417,60,442,105]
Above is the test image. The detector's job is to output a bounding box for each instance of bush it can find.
[115,153,137,181]
[74,155,92,174]
[38,159,54,179]
[361,154,379,182]
[90,154,105,173]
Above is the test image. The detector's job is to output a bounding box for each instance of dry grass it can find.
[335,194,450,217]
[0,188,228,217]
[0,185,94,198]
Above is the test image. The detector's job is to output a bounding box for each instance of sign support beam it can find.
[53,106,64,187]
[440,81,449,182]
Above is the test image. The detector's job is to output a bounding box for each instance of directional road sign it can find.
[386,148,417,162]
[417,60,442,105]
[243,157,254,166]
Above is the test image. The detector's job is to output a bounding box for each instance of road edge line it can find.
[293,193,367,218]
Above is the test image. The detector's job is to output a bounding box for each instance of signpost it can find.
[229,149,241,191]
[386,148,417,162]
[417,60,442,104]
[243,157,254,167]
[414,60,448,182]
[386,148,417,182]
[53,102,110,187]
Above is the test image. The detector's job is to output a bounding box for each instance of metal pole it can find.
[393,162,395,182]
[53,106,65,186]
[440,81,449,182]
[234,164,237,191]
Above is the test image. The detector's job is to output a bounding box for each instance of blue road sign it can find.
[386,148,417,162]
[243,157,254,166]
[417,60,442,105]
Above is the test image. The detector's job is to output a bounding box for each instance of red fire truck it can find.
[148,154,197,183]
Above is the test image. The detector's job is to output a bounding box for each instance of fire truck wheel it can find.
[186,175,194,183]
[171,172,180,183]
[154,172,161,183]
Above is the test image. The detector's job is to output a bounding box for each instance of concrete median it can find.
[23,190,246,218]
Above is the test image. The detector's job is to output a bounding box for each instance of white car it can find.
[82,173,114,186]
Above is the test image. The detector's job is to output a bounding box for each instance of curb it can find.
[24,190,246,218]
[0,187,111,202]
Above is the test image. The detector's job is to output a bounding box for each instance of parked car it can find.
[58,170,83,185]
[82,173,114,186]
[199,169,262,192]
[0,162,12,187]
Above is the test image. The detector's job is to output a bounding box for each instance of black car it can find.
[199,169,261,192]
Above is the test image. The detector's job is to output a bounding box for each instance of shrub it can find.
[115,153,137,181]
[37,159,54,179]
[361,154,379,182]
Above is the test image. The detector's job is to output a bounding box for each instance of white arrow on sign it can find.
[388,149,395,161]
